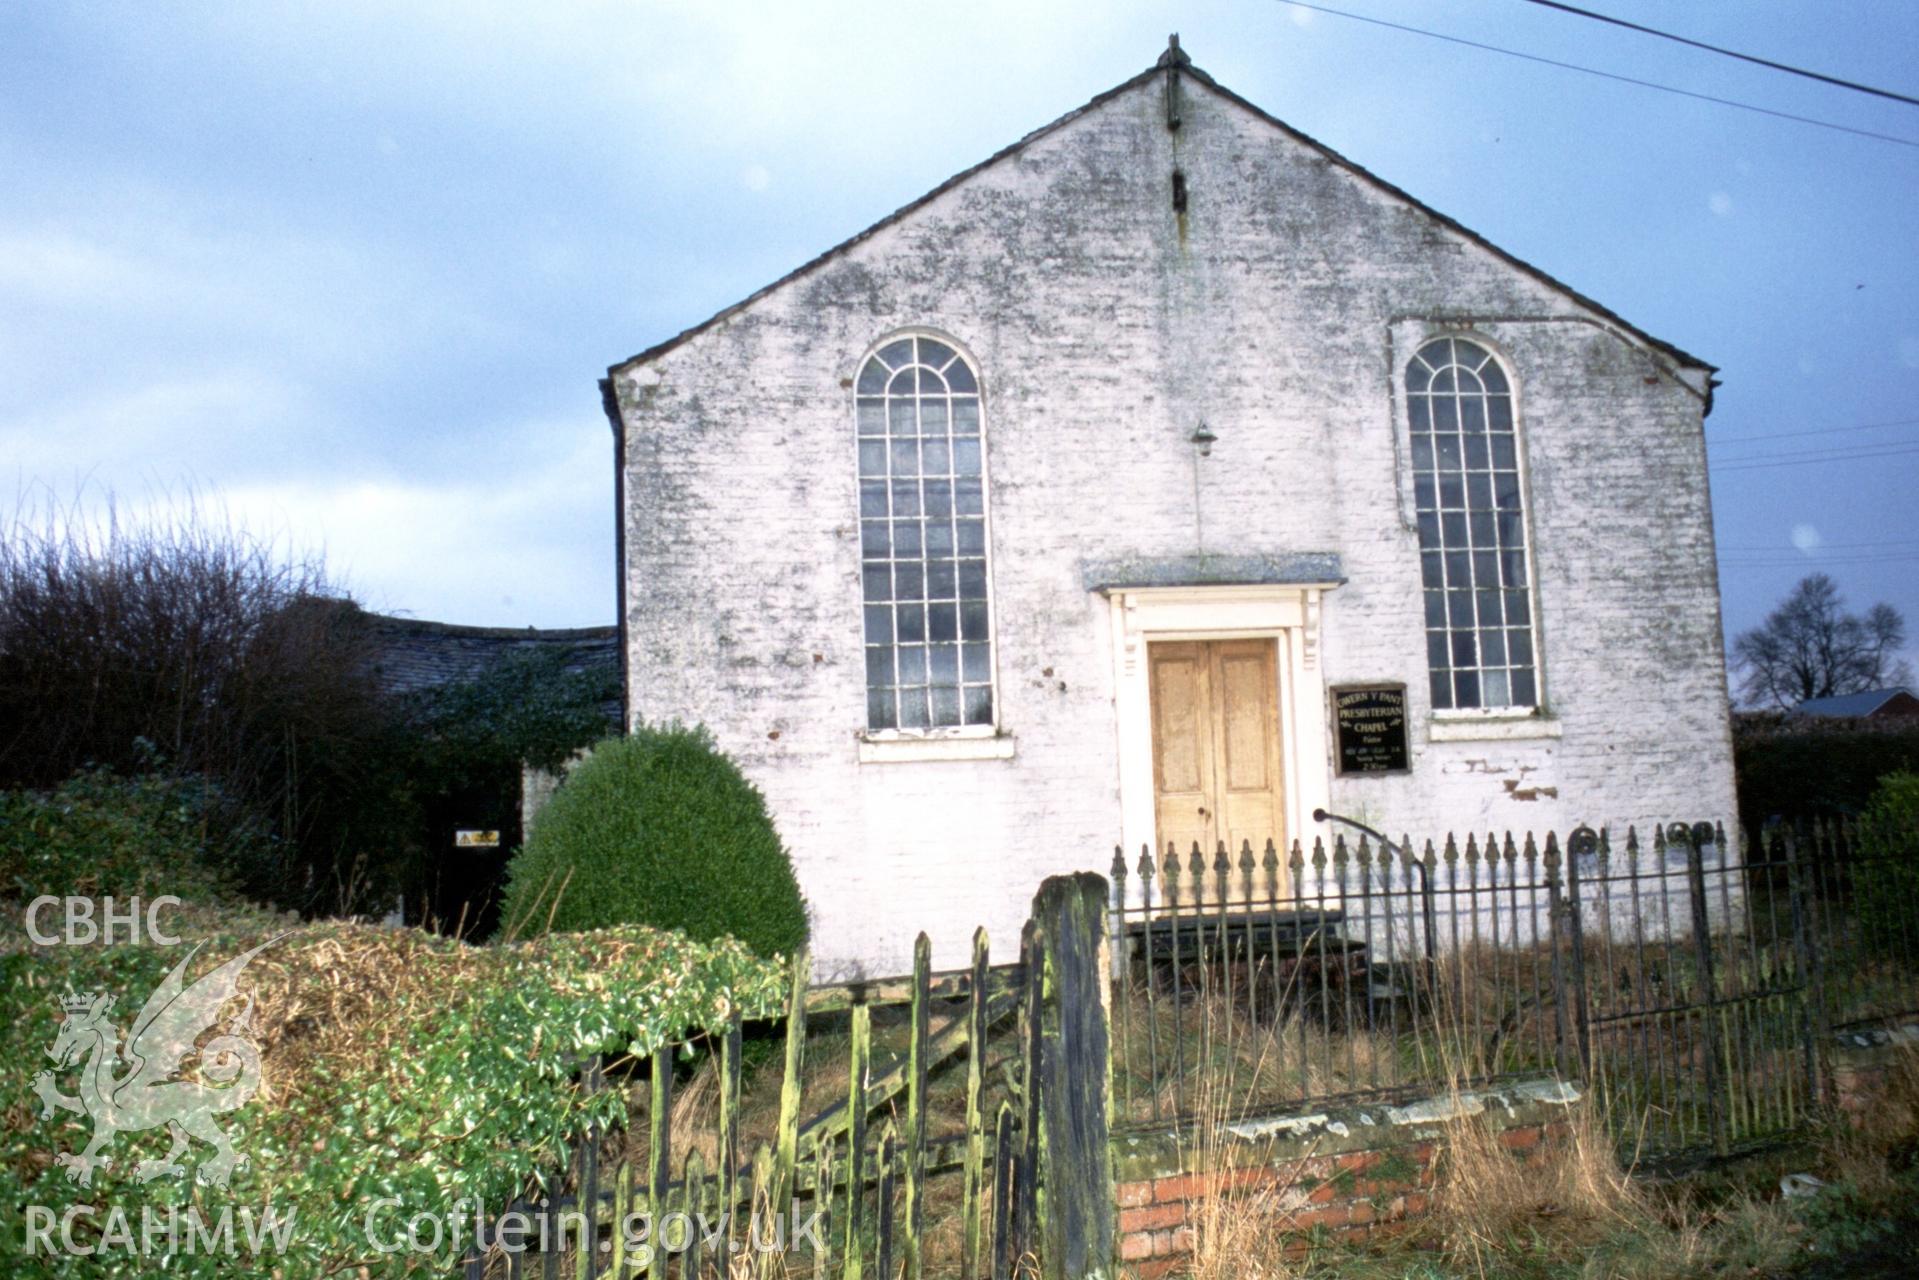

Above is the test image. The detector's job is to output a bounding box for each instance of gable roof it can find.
[607,42,1714,387]
[1789,687,1919,718]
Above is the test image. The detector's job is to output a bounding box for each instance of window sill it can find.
[1427,713,1562,743]
[858,732,1016,764]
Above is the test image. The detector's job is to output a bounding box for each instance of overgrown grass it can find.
[1110,938,1576,1127]
[1175,1040,1919,1279]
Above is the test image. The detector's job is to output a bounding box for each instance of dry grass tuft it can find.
[233,915,499,1103]
[1603,1195,1804,1280]
[1182,1163,1307,1280]
[1172,988,1311,1280]
[1433,1090,1641,1263]
[1115,984,1403,1125]
[1819,1038,1919,1196]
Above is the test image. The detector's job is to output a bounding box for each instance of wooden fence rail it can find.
[464,876,1117,1280]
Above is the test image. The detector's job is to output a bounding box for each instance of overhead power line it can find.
[1720,555,1919,569]
[1722,547,1919,560]
[1517,0,1919,109]
[1713,441,1919,464]
[1719,537,1919,552]
[1277,1,1919,149]
[1713,439,1919,463]
[1727,556,1919,564]
[1709,416,1919,446]
[1719,445,1919,475]
[1722,555,1919,566]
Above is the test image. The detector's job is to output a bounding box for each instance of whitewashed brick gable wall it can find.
[611,73,1734,976]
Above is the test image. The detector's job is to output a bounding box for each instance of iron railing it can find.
[1106,816,1919,1161]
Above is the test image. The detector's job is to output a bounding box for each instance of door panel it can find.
[1218,645,1273,791]
[1150,650,1207,795]
[1149,638,1287,899]
[1149,645,1213,864]
[1215,640,1284,876]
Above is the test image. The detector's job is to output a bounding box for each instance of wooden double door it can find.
[1148,639,1287,893]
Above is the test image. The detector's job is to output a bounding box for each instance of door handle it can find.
[1197,807,1209,818]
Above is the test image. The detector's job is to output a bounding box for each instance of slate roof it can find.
[1788,688,1919,719]
[606,39,1714,388]
[362,613,622,726]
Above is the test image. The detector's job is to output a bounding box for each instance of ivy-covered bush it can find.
[500,725,809,957]
[0,913,788,1279]
[0,766,261,905]
[405,646,617,784]
[1857,770,1919,945]
[0,782,792,1278]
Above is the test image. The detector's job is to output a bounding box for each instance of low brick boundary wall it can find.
[1110,1078,1581,1277]
[1830,1021,1918,1120]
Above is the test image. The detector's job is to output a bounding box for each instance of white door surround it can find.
[1104,583,1338,866]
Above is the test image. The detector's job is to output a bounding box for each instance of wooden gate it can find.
[463,876,1115,1279]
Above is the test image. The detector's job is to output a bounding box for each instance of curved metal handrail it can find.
[1312,808,1438,965]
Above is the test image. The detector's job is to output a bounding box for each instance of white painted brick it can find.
[612,77,1735,977]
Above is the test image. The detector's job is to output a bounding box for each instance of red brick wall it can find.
[1115,1121,1570,1277]
[1829,1025,1918,1121]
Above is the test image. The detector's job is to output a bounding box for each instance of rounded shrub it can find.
[499,725,808,956]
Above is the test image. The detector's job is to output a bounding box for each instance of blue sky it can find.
[4,1,1915,675]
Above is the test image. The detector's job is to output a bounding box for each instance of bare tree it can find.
[1732,573,1913,709]
[0,488,413,912]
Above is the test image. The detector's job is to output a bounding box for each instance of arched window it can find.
[1407,338,1538,710]
[856,335,993,731]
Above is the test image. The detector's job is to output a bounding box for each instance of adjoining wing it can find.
[118,935,285,1096]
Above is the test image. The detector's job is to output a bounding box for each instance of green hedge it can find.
[0,917,787,1279]
[0,768,261,906]
[500,725,808,957]
[1857,771,1919,945]
[1733,715,1919,833]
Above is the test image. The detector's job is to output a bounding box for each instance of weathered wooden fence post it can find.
[1028,872,1116,1280]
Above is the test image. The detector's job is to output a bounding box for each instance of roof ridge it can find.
[1173,61,1713,376]
[364,613,617,642]
[605,45,1712,381]
[605,60,1163,376]
[1797,686,1913,705]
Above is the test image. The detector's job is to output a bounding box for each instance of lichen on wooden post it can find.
[903,932,931,1280]
[841,1000,869,1280]
[649,1049,672,1229]
[720,1012,743,1253]
[682,1147,707,1279]
[772,948,810,1224]
[1027,872,1115,1280]
[962,926,989,1280]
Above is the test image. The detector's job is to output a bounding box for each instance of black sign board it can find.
[1333,685,1409,775]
